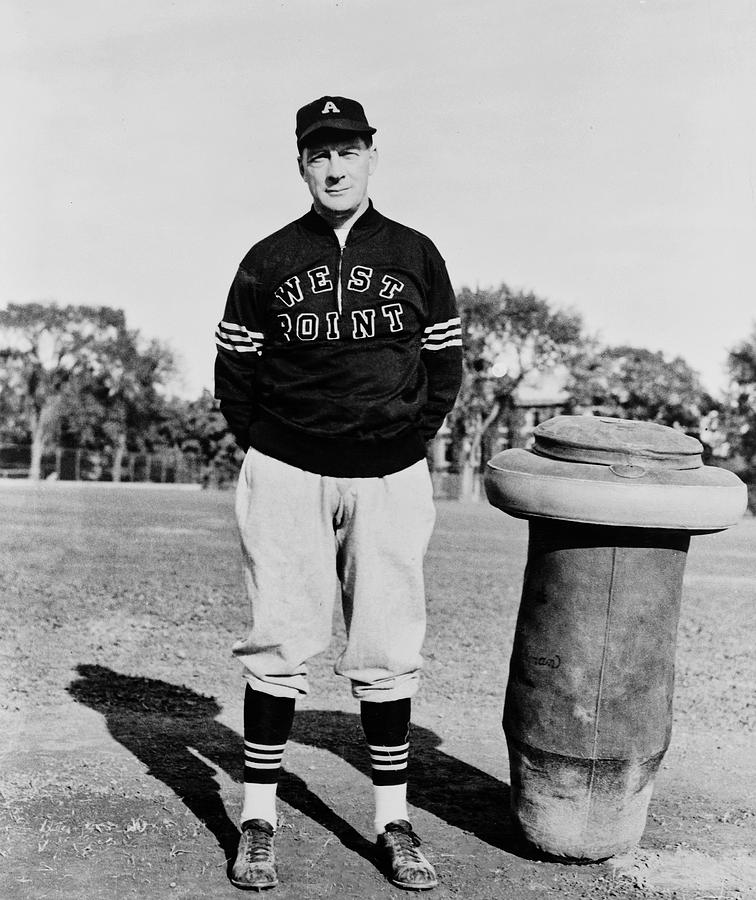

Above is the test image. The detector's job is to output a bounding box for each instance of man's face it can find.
[298,134,378,219]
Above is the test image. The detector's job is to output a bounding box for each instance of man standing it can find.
[215,95,462,891]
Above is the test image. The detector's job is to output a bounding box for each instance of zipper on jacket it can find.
[336,245,344,314]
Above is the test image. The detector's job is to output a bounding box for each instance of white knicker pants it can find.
[232,448,437,701]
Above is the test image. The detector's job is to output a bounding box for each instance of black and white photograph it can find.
[2,2,755,897]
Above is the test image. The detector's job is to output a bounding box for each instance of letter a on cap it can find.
[322,100,340,114]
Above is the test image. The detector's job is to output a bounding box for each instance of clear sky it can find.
[3,0,755,398]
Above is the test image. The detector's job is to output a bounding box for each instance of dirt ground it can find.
[1,483,754,899]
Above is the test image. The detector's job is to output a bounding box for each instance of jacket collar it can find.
[300,200,383,241]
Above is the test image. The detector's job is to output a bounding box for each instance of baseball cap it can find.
[295,95,377,148]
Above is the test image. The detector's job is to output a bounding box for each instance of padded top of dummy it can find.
[532,416,703,470]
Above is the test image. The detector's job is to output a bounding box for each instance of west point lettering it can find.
[278,303,405,343]
[273,266,407,342]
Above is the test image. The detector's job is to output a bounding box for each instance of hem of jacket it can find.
[247,419,427,478]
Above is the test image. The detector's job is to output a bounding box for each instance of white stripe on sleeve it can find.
[215,321,265,355]
[421,316,462,351]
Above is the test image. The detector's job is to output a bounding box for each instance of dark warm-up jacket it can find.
[214,202,463,478]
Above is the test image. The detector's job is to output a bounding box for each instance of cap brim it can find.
[297,119,377,144]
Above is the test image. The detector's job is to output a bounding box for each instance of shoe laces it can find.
[385,823,424,863]
[241,822,274,863]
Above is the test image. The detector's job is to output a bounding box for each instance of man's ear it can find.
[297,152,307,179]
[368,145,378,176]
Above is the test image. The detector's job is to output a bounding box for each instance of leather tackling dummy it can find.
[484,416,747,861]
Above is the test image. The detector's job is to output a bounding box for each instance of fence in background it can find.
[0,443,477,497]
[0,444,205,485]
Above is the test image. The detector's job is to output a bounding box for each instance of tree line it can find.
[1,297,755,498]
[0,303,236,484]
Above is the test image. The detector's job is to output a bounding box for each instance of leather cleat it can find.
[377,819,438,891]
[230,818,278,890]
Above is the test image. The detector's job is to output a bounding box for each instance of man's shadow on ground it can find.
[67,664,519,867]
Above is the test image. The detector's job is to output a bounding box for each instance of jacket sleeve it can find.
[419,252,463,441]
[213,265,266,450]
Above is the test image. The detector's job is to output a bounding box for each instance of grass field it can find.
[1,483,754,899]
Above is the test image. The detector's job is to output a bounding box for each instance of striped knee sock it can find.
[241,686,295,828]
[361,698,411,833]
